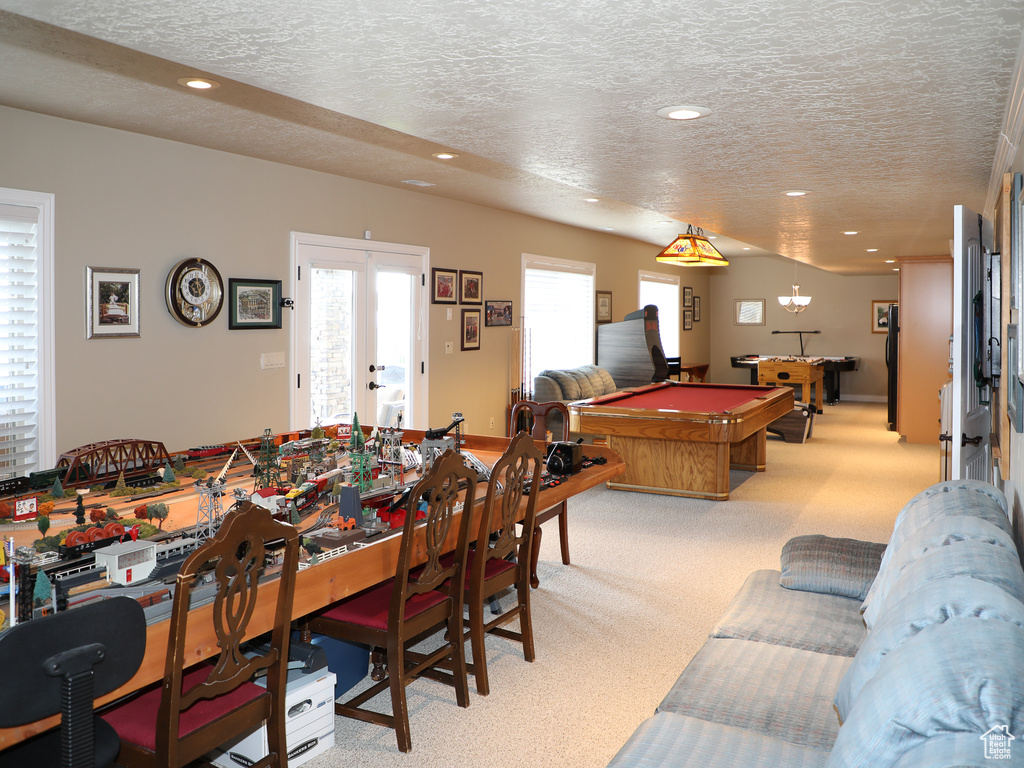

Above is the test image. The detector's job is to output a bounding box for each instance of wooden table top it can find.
[0,436,624,749]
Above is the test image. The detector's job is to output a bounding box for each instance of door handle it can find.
[368,364,386,373]
[961,433,983,447]
[368,381,385,390]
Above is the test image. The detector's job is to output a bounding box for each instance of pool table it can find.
[568,381,794,500]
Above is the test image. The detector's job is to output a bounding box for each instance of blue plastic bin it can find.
[308,633,371,699]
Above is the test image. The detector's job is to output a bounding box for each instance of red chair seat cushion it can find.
[440,551,516,584]
[101,664,267,752]
[319,581,448,631]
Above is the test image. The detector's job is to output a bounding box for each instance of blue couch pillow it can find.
[836,576,1024,722]
[861,516,1016,627]
[827,618,1024,768]
[779,534,886,600]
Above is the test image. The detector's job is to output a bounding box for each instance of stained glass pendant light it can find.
[655,225,729,266]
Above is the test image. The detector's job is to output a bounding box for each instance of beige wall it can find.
[709,255,899,398]
[1,105,713,453]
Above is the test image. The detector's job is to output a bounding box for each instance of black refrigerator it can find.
[886,303,899,431]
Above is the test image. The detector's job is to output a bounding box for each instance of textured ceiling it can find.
[0,0,1022,274]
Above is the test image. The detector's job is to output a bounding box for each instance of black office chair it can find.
[0,596,147,768]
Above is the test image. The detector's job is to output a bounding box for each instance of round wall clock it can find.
[165,257,224,327]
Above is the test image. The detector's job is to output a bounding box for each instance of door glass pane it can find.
[374,270,413,427]
[309,266,355,427]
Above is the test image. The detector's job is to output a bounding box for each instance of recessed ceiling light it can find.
[708,236,717,240]
[432,152,458,160]
[743,247,751,251]
[401,179,435,187]
[866,248,878,252]
[601,227,615,231]
[585,197,601,203]
[843,231,858,235]
[885,259,895,263]
[177,77,220,90]
[657,105,712,121]
[783,190,811,197]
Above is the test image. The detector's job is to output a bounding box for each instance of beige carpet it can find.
[302,401,937,768]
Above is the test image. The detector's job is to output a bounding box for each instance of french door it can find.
[290,232,428,431]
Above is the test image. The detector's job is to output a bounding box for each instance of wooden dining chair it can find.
[509,400,571,587]
[462,431,544,695]
[100,501,300,768]
[302,449,478,753]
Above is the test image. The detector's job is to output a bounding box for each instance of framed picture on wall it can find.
[462,308,481,350]
[693,296,701,322]
[872,300,896,333]
[596,290,613,323]
[459,270,483,304]
[683,286,693,308]
[683,309,694,331]
[228,278,282,330]
[485,300,512,326]
[431,268,458,304]
[734,299,765,326]
[86,266,141,339]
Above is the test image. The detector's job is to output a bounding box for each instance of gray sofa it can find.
[606,479,1024,768]
[533,364,618,404]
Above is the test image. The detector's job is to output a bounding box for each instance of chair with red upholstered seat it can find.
[461,431,544,695]
[100,501,300,768]
[509,400,571,587]
[302,449,478,753]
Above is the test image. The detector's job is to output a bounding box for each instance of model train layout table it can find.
[0,434,625,750]
[568,381,793,500]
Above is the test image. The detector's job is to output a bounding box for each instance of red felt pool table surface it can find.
[569,381,794,500]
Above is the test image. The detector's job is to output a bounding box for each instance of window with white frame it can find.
[639,271,680,358]
[521,254,595,386]
[0,189,55,480]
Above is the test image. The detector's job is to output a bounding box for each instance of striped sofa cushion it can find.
[606,712,829,768]
[710,569,866,657]
[657,638,850,751]
[779,535,886,600]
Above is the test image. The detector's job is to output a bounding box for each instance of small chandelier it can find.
[655,225,729,267]
[778,262,812,312]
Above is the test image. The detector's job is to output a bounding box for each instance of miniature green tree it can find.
[75,494,86,525]
[50,477,65,499]
[106,506,118,520]
[148,502,168,530]
[349,414,364,452]
[163,463,176,484]
[301,538,323,557]
[332,482,344,498]
[36,515,50,538]
[114,472,128,494]
[173,454,186,473]
[289,501,300,526]
[312,422,325,440]
[33,570,51,607]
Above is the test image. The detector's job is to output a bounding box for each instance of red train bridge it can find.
[55,439,172,486]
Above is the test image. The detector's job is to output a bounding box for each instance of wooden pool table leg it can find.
[730,429,768,471]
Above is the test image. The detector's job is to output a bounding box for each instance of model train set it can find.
[1,413,599,631]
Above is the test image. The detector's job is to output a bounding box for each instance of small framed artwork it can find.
[228,278,282,330]
[461,308,481,350]
[693,296,701,322]
[683,309,694,331]
[459,270,483,304]
[86,266,140,339]
[485,300,513,327]
[872,300,895,333]
[431,268,458,304]
[734,299,765,326]
[596,290,613,323]
[683,286,694,308]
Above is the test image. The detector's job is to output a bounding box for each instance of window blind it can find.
[522,255,595,386]
[639,272,680,358]
[0,204,42,480]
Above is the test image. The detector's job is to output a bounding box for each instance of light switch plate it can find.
[261,352,286,370]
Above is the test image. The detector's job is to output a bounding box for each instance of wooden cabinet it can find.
[897,258,953,444]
